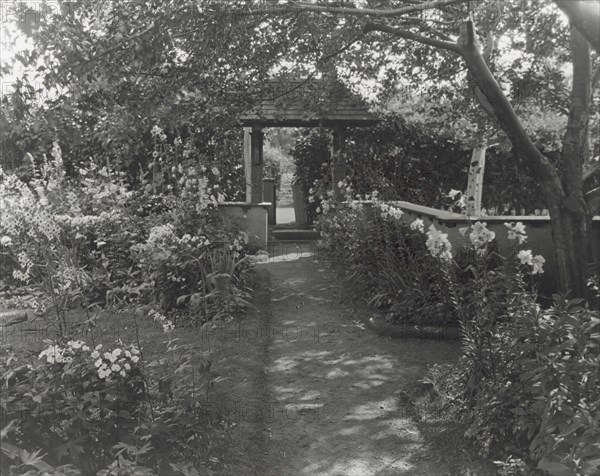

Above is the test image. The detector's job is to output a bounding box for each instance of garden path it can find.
[216,241,486,475]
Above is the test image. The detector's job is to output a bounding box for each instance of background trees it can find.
[1,0,598,295]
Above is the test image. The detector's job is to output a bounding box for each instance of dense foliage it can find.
[292,116,562,225]
[316,194,599,475]
[315,191,455,324]
[1,327,227,475]
[0,135,253,326]
[0,132,251,474]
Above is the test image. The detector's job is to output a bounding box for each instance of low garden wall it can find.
[354,200,600,293]
[218,202,272,249]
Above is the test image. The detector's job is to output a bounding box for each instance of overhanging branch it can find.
[553,0,600,53]
[363,22,461,53]
[235,0,470,18]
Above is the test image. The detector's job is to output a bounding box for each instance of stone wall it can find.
[355,200,600,294]
[218,202,271,249]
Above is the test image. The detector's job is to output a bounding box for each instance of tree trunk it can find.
[458,21,592,296]
[553,1,600,54]
[466,147,487,216]
[554,27,593,296]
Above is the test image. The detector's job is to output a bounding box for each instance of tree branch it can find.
[553,0,600,54]
[235,0,470,18]
[457,21,563,190]
[583,160,600,183]
[267,32,364,102]
[363,22,461,53]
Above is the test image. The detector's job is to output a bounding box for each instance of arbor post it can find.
[331,125,346,201]
[244,125,264,203]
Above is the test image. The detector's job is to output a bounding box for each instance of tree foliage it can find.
[1,0,599,294]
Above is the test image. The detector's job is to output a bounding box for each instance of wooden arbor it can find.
[239,78,379,204]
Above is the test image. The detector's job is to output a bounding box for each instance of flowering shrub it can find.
[0,133,253,328]
[1,331,227,475]
[315,189,455,325]
[1,339,146,475]
[430,291,600,476]
[315,188,598,473]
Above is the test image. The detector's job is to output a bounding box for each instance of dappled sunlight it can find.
[270,356,301,372]
[324,368,351,379]
[351,380,387,390]
[258,245,466,475]
[374,418,424,443]
[302,455,414,476]
[343,396,399,421]
[256,251,315,264]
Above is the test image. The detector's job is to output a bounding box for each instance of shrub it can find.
[0,134,253,328]
[1,330,227,475]
[417,222,600,475]
[315,190,455,325]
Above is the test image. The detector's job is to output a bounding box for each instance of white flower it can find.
[505,222,527,244]
[211,167,220,176]
[151,125,164,138]
[517,250,533,266]
[82,345,90,352]
[67,340,83,349]
[125,350,132,358]
[112,348,122,357]
[94,358,103,368]
[124,363,131,371]
[120,370,126,377]
[531,255,545,274]
[104,352,117,363]
[426,225,453,261]
[95,344,103,351]
[469,221,496,254]
[131,355,140,363]
[111,363,121,372]
[410,219,424,233]
[447,189,462,199]
[0,236,12,247]
[459,226,470,236]
[131,347,140,355]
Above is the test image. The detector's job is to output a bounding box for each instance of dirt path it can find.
[217,241,488,476]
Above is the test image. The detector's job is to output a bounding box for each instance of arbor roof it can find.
[239,78,379,128]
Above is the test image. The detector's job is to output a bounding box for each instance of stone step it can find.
[271,229,319,241]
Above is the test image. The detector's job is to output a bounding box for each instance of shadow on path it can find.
[248,241,469,476]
